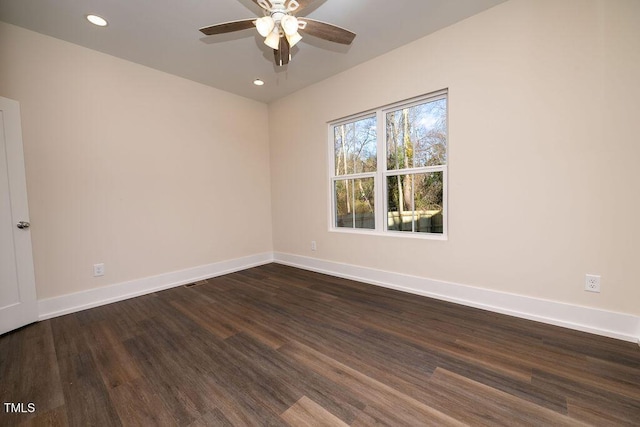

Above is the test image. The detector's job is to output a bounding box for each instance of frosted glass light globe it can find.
[280,15,299,36]
[255,16,275,37]
[264,28,281,49]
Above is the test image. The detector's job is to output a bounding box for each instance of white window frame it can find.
[328,89,448,240]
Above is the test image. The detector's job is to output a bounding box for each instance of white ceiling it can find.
[0,0,506,103]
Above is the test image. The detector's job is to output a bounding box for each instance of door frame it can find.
[0,96,37,334]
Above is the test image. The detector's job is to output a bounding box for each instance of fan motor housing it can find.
[261,0,299,14]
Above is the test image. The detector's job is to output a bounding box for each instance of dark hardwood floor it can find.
[1,263,639,426]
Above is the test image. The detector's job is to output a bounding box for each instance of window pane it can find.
[413,172,444,234]
[334,179,353,228]
[354,178,375,229]
[387,172,444,234]
[334,116,377,176]
[386,98,447,170]
[335,178,375,229]
[386,175,413,232]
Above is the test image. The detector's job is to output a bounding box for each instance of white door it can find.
[0,96,37,335]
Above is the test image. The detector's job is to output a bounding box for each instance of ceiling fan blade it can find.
[199,19,256,36]
[274,37,291,66]
[299,19,356,45]
[280,36,291,65]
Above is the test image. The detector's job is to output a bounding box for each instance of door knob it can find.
[16,221,30,229]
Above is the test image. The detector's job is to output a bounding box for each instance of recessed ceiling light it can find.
[86,14,108,27]
[253,79,265,86]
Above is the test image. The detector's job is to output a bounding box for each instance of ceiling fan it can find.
[199,0,356,66]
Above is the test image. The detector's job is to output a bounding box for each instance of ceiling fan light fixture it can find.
[286,31,302,48]
[280,15,299,36]
[198,0,357,67]
[264,28,281,50]
[255,16,275,37]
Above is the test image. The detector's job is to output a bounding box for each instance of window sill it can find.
[329,227,448,241]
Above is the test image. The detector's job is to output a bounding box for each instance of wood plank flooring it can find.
[1,263,639,426]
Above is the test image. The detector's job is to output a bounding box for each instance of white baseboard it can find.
[36,251,639,344]
[274,252,640,343]
[37,252,274,320]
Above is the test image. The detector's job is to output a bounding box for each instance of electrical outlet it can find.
[93,263,105,277]
[311,241,317,251]
[585,274,600,293]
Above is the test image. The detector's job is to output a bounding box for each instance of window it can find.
[329,90,448,238]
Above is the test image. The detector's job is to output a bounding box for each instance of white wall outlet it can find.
[93,263,105,277]
[311,241,317,251]
[585,274,600,293]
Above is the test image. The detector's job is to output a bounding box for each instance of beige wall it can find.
[0,22,273,299]
[269,0,640,316]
